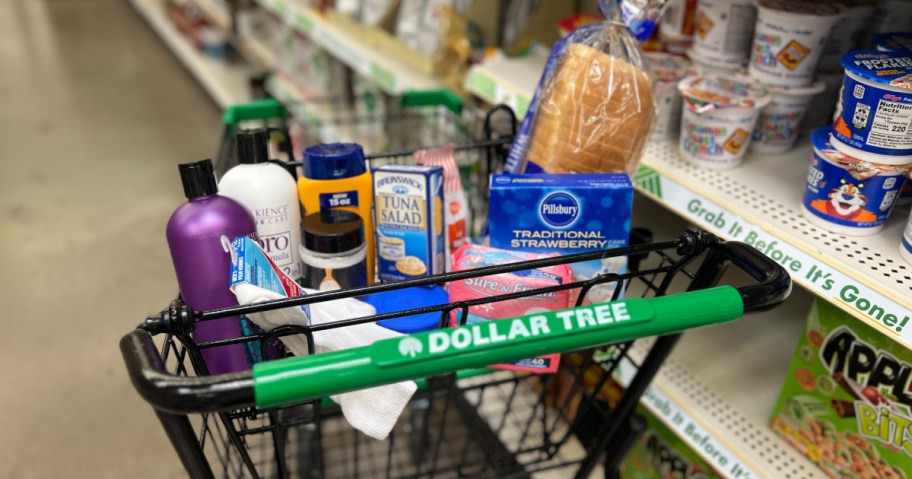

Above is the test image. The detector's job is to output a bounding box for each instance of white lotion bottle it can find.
[219,128,303,281]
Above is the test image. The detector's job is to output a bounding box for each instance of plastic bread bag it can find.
[505,0,662,176]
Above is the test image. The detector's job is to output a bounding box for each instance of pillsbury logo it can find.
[539,192,580,228]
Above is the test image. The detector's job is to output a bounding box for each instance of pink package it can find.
[447,244,577,374]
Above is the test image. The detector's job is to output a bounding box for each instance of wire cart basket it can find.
[123,101,791,479]
[215,79,509,236]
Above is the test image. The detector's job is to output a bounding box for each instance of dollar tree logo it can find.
[398,337,423,358]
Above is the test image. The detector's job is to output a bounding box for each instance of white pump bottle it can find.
[219,128,303,281]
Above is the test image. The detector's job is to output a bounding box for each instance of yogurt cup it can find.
[816,2,878,73]
[831,51,912,165]
[802,128,909,236]
[799,72,843,134]
[874,32,912,52]
[647,53,694,139]
[901,209,912,265]
[748,0,844,87]
[687,48,745,76]
[677,75,771,169]
[690,0,757,65]
[751,80,825,153]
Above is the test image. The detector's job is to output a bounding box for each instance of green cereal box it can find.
[621,406,724,479]
[770,298,912,479]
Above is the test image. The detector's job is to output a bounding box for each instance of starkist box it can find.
[488,173,633,304]
[770,299,911,479]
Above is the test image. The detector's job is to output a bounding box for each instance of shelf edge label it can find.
[633,170,912,348]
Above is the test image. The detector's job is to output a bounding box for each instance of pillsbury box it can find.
[488,173,633,304]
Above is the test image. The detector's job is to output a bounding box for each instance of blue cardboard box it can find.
[488,173,633,303]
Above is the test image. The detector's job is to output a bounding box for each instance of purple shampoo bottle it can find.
[166,159,256,374]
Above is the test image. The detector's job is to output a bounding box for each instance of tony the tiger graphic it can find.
[810,178,877,223]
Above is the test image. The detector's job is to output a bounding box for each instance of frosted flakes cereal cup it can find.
[874,32,912,52]
[751,80,825,153]
[677,75,771,169]
[646,53,694,139]
[831,51,912,165]
[748,0,844,87]
[803,128,910,236]
[690,0,757,65]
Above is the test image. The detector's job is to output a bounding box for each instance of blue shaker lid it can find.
[302,143,367,180]
[366,286,450,334]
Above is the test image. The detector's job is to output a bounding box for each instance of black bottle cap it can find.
[236,128,270,165]
[301,210,364,254]
[178,159,218,199]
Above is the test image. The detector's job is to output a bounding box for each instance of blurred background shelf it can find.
[129,0,254,108]
[255,0,443,94]
[187,0,231,30]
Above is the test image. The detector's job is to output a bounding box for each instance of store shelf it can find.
[615,283,824,479]
[130,0,253,108]
[264,74,361,143]
[465,50,549,117]
[254,0,442,94]
[236,34,277,70]
[465,56,912,354]
[188,0,232,31]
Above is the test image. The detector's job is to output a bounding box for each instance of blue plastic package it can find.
[365,286,450,334]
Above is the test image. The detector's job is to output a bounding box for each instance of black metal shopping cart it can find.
[122,100,791,479]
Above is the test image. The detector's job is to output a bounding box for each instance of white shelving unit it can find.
[188,0,232,30]
[130,0,253,108]
[236,34,277,70]
[254,0,442,94]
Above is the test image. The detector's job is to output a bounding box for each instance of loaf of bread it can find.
[525,42,654,175]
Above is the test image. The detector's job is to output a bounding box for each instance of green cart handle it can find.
[123,287,742,414]
[122,239,791,415]
[252,287,741,408]
[221,98,288,127]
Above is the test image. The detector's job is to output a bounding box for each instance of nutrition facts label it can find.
[870,99,912,149]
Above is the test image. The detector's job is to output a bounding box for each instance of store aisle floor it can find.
[0,0,222,477]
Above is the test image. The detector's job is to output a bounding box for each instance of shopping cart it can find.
[122,103,791,479]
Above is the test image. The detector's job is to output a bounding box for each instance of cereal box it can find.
[621,405,724,479]
[488,174,633,304]
[770,298,912,479]
[374,165,445,282]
